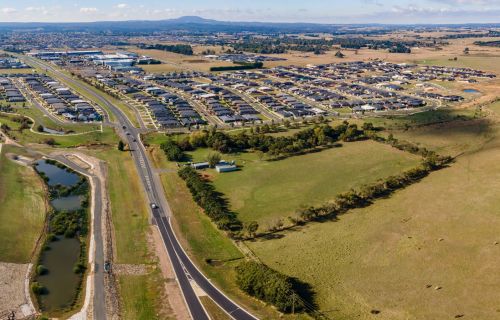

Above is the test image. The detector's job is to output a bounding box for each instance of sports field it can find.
[208,141,420,228]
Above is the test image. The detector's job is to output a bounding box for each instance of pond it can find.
[51,195,83,212]
[35,160,80,187]
[463,88,480,94]
[36,236,81,313]
[33,159,88,315]
[42,127,65,135]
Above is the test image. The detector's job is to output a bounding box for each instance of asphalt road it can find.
[26,57,258,320]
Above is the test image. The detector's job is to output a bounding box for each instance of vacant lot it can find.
[247,104,500,319]
[0,144,46,263]
[207,141,420,228]
[129,48,235,72]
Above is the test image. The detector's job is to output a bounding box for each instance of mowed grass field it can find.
[118,273,163,320]
[207,141,420,227]
[247,102,500,320]
[0,144,46,262]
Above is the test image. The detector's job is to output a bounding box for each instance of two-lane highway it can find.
[25,57,258,320]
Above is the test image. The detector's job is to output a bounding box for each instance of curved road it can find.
[25,56,258,320]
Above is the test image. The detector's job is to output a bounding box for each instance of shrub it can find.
[73,262,86,274]
[31,282,46,295]
[43,138,56,146]
[36,265,48,276]
[235,261,304,313]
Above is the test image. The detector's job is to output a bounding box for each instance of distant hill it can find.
[0,16,498,33]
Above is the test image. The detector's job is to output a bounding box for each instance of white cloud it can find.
[1,7,17,14]
[25,6,49,15]
[116,3,129,9]
[430,0,500,4]
[79,7,98,14]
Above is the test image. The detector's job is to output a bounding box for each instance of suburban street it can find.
[24,56,258,320]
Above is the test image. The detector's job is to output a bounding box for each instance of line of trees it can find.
[165,121,367,160]
[178,166,242,231]
[294,154,452,223]
[210,62,263,72]
[137,43,194,55]
[229,36,432,53]
[473,40,500,48]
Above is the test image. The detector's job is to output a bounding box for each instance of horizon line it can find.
[0,16,499,26]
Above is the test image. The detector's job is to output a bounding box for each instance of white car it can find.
[150,203,158,209]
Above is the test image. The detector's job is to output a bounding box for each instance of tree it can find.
[1,123,11,132]
[335,51,345,58]
[244,221,259,237]
[117,140,125,151]
[161,140,185,161]
[464,47,470,55]
[206,152,222,168]
[43,138,56,146]
[36,125,44,132]
[362,122,374,131]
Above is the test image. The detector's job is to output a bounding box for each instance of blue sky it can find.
[0,0,499,23]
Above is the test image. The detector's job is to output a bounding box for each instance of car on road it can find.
[104,261,111,273]
[122,125,126,129]
[126,132,130,135]
[151,203,158,209]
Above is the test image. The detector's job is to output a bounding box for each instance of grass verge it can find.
[0,144,46,262]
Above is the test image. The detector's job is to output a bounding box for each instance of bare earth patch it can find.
[112,264,150,276]
[0,263,34,319]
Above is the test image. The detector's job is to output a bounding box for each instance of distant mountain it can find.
[169,16,219,24]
